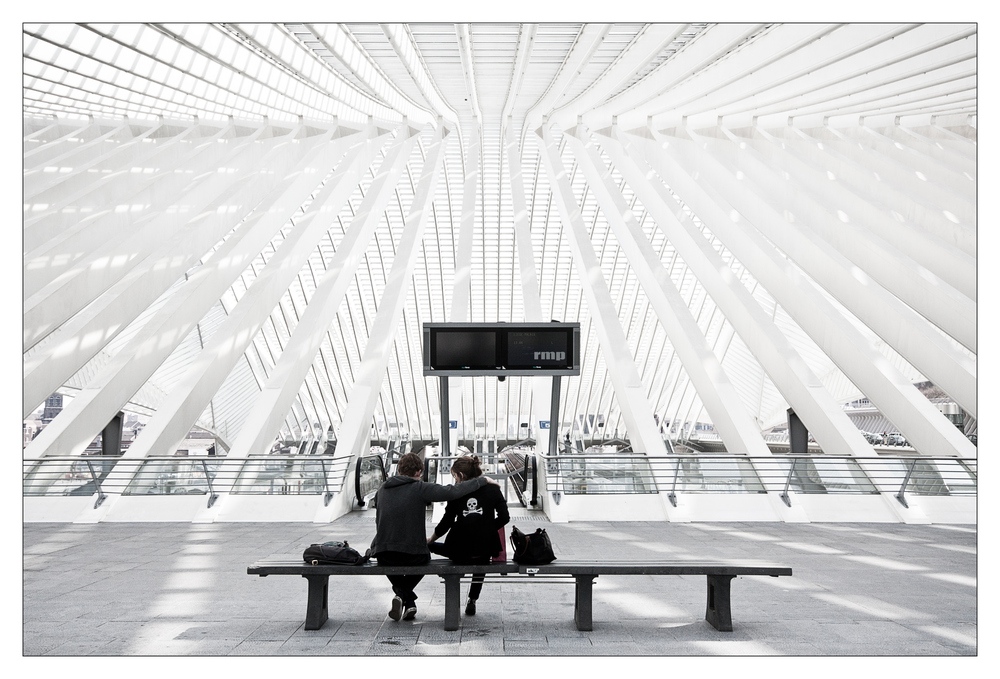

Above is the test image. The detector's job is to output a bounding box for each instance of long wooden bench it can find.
[247,557,792,632]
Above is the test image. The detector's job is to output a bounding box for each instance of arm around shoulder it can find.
[420,475,488,502]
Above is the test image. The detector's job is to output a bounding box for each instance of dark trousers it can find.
[374,551,430,605]
[428,542,490,600]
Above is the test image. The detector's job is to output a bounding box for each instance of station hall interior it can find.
[18,18,984,659]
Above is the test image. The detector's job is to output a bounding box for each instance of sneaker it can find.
[465,598,477,616]
[402,604,417,621]
[388,596,403,621]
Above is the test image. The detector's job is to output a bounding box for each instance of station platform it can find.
[23,508,977,659]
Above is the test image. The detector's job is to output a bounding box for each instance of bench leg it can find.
[573,575,597,631]
[443,574,461,631]
[302,574,330,630]
[705,574,735,632]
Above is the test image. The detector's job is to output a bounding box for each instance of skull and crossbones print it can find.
[463,497,484,517]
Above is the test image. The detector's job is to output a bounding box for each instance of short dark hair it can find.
[396,452,423,478]
[450,455,482,480]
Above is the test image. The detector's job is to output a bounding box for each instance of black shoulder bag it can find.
[510,525,556,564]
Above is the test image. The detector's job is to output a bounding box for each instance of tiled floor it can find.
[23,510,977,657]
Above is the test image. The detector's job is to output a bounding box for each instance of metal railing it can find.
[23,454,353,508]
[536,451,976,507]
[24,452,975,511]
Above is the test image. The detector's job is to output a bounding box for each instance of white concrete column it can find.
[537,124,664,456]
[565,124,770,456]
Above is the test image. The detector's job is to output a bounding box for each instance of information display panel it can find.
[506,328,575,370]
[428,328,499,371]
[423,323,580,376]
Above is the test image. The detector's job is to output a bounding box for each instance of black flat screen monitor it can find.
[506,328,575,370]
[430,329,499,371]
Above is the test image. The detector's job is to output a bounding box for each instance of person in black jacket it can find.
[427,455,510,616]
[372,452,498,622]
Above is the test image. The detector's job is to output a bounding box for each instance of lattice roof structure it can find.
[23,23,977,461]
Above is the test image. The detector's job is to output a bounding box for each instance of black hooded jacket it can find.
[434,483,510,560]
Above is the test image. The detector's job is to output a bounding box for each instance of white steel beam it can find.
[24,118,238,265]
[24,118,138,199]
[108,126,413,464]
[445,126,480,452]
[876,125,975,198]
[450,128,480,322]
[642,24,838,128]
[383,25,457,127]
[522,25,610,134]
[326,124,448,471]
[661,127,977,416]
[216,125,421,462]
[23,121,287,350]
[752,126,976,297]
[506,126,544,322]
[548,24,686,129]
[505,123,553,453]
[565,124,771,456]
[853,126,975,214]
[23,129,382,454]
[589,24,763,130]
[537,124,664,456]
[704,125,976,344]
[891,123,976,173]
[598,126,873,455]
[22,124,337,414]
[23,121,203,258]
[636,128,975,456]
[799,126,976,255]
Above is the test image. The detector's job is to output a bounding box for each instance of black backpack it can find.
[302,540,371,566]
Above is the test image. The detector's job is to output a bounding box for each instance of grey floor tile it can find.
[23,519,977,657]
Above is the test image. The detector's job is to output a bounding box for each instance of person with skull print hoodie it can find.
[427,455,510,616]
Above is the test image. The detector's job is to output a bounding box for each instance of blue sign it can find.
[449,420,458,429]
[539,421,550,429]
